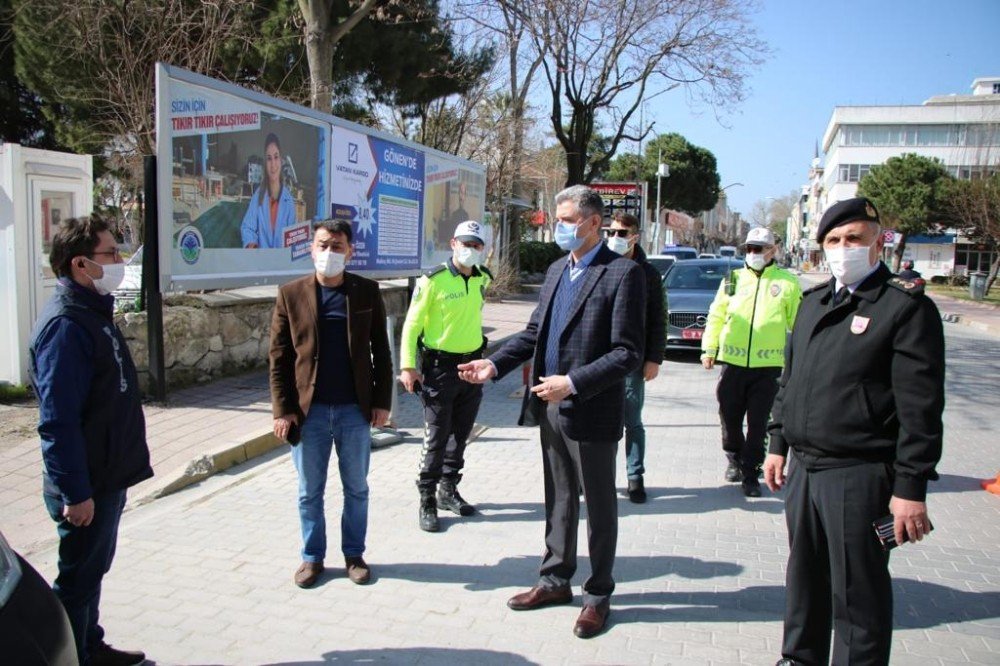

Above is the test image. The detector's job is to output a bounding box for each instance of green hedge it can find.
[519,241,567,274]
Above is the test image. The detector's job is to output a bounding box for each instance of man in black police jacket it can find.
[763,197,945,666]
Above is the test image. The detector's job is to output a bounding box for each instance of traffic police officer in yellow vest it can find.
[701,227,802,497]
[400,220,491,532]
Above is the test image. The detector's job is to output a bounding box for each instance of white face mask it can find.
[606,236,630,255]
[825,241,876,285]
[84,258,125,295]
[454,245,482,268]
[313,249,346,277]
[745,252,768,271]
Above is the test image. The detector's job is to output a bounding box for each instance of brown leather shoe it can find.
[294,560,324,588]
[573,600,610,638]
[507,585,573,610]
[345,556,371,585]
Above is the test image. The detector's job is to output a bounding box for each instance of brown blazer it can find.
[269,272,393,422]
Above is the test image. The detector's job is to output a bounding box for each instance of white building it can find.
[815,77,1000,277]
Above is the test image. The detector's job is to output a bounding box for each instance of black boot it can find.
[419,488,439,532]
[724,454,743,483]
[627,477,647,504]
[438,477,475,516]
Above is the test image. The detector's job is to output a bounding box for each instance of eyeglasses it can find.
[745,246,767,254]
[605,229,633,238]
[91,249,123,259]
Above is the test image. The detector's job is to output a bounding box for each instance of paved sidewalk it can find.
[22,324,1000,665]
[0,293,541,556]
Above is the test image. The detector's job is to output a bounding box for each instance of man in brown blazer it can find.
[269,219,393,588]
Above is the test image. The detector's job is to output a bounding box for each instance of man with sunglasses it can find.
[604,214,665,503]
[30,216,152,666]
[701,227,801,497]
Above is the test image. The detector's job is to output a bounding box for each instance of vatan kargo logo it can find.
[178,226,203,265]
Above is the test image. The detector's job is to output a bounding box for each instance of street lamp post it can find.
[654,150,669,249]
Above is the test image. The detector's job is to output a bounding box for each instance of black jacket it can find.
[489,244,646,441]
[767,264,944,501]
[631,245,666,365]
[30,281,152,503]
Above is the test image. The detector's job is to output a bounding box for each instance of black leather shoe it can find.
[725,456,743,482]
[775,659,801,666]
[89,642,146,666]
[627,477,647,504]
[742,478,762,497]
[507,585,573,610]
[438,482,475,516]
[419,491,439,532]
[573,600,610,638]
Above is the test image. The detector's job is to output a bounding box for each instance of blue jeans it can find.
[291,402,371,561]
[43,488,127,666]
[624,368,646,480]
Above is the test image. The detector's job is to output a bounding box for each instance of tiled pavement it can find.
[13,316,1000,665]
[3,276,999,664]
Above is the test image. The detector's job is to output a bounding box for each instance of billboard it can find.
[155,64,485,291]
[422,153,488,267]
[590,182,643,223]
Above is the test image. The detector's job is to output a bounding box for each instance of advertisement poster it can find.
[162,76,327,288]
[422,153,488,268]
[329,126,424,272]
[591,182,643,223]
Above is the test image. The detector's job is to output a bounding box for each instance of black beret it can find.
[816,197,880,243]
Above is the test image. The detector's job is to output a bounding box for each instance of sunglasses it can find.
[605,229,633,238]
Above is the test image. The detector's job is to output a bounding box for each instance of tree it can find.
[606,132,720,215]
[0,0,62,148]
[857,153,953,271]
[507,0,765,185]
[297,0,378,113]
[943,174,1000,294]
[14,0,261,179]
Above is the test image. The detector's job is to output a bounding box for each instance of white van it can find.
[718,245,737,258]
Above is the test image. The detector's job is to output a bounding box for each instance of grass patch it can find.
[0,383,32,403]
[927,284,1000,306]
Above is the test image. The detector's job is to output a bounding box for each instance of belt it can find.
[421,347,483,365]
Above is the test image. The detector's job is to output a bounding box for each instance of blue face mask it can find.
[555,221,585,252]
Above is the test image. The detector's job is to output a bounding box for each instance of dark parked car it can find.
[645,254,677,278]
[659,245,699,261]
[0,531,77,665]
[662,258,743,351]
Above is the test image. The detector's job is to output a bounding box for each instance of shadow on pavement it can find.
[611,579,1000,629]
[263,647,538,665]
[934,472,996,493]
[619,485,785,515]
[371,553,743,591]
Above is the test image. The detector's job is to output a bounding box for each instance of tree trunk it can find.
[986,247,1000,296]
[298,0,378,114]
[892,234,906,272]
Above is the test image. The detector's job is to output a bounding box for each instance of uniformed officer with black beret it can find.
[400,220,491,532]
[763,197,945,666]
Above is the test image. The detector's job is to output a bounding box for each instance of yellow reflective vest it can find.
[701,263,802,368]
[400,260,491,369]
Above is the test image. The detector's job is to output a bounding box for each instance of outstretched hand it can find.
[458,359,496,384]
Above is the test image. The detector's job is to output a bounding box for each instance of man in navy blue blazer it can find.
[459,185,646,638]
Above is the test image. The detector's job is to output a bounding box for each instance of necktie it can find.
[832,286,850,306]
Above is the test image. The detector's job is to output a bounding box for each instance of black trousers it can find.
[416,358,483,489]
[538,402,618,606]
[716,364,781,475]
[782,453,894,666]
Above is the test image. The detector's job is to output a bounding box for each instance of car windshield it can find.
[664,263,733,290]
[647,257,675,275]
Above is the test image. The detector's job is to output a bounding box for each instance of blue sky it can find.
[643,0,1000,216]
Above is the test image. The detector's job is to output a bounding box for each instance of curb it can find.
[136,332,519,505]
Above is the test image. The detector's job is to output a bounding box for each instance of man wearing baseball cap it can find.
[701,226,802,497]
[400,220,491,532]
[764,197,945,665]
